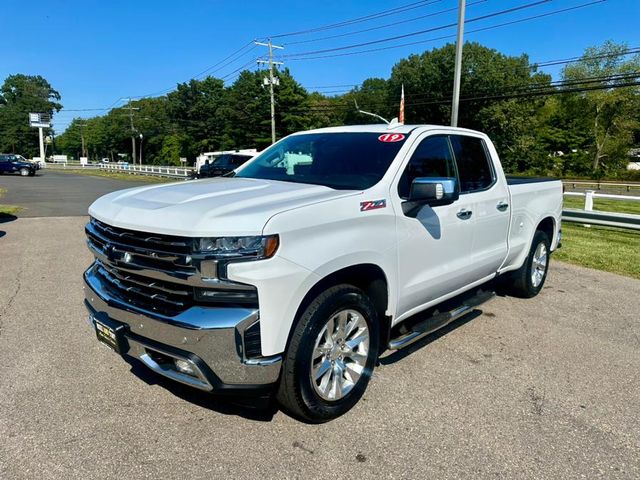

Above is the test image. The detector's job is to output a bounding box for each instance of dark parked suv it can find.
[197,153,254,178]
[0,154,37,176]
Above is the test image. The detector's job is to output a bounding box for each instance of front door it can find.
[393,133,475,319]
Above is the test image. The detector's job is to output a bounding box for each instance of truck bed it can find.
[506,175,559,185]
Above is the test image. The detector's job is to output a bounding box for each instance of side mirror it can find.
[403,177,459,216]
[409,177,459,205]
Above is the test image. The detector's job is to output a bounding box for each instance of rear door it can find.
[450,135,510,279]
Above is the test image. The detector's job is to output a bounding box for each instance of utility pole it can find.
[126,98,140,164]
[451,0,466,127]
[78,121,88,158]
[255,39,284,144]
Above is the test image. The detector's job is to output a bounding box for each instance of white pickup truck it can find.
[84,124,562,422]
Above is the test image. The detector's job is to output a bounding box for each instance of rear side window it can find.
[450,135,494,193]
[398,135,457,198]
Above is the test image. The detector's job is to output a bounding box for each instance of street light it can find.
[139,133,143,165]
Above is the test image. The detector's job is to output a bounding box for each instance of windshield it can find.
[235,132,407,190]
[213,154,252,168]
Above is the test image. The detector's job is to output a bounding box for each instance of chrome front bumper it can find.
[83,265,282,393]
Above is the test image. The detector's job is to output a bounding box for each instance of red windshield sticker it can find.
[360,199,387,212]
[378,133,405,143]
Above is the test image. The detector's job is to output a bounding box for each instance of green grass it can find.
[563,195,640,215]
[54,168,178,184]
[0,187,22,216]
[555,223,640,279]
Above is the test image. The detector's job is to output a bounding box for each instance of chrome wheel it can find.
[20,168,29,176]
[310,309,370,401]
[531,242,548,288]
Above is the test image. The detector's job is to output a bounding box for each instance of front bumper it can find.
[83,266,282,394]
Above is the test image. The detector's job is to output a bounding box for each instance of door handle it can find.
[456,209,473,220]
[496,201,509,212]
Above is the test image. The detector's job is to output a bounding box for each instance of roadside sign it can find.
[29,112,51,128]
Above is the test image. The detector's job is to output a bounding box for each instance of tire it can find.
[19,168,29,176]
[277,284,380,423]
[505,230,551,298]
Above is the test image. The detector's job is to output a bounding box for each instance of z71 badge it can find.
[360,199,387,212]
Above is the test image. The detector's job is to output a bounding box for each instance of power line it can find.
[283,0,553,58]
[53,45,639,120]
[270,0,444,39]
[130,41,259,99]
[284,0,606,61]
[300,45,640,95]
[220,58,261,81]
[285,0,468,46]
[284,72,640,114]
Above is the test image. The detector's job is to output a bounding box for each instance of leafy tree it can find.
[46,40,640,179]
[0,74,62,157]
[561,41,640,173]
[221,70,271,149]
[156,133,191,165]
[387,42,551,172]
[167,77,226,154]
[305,92,346,129]
[274,69,309,137]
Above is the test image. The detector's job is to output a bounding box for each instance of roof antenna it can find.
[354,99,389,125]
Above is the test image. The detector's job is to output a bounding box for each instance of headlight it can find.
[194,235,279,259]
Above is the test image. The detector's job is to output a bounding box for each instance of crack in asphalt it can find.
[0,264,23,339]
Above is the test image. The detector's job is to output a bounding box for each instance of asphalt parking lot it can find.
[1,211,639,479]
[0,170,152,217]
[1,173,640,479]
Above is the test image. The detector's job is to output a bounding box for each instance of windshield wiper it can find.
[222,171,236,177]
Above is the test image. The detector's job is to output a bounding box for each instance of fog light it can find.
[175,359,196,376]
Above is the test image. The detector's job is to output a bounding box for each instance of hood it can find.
[88,177,356,236]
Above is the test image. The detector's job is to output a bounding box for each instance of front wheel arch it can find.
[288,264,391,356]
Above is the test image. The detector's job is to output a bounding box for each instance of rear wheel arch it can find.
[536,216,556,248]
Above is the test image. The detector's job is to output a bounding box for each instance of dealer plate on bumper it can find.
[92,314,129,354]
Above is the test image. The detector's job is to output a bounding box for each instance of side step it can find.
[388,289,495,350]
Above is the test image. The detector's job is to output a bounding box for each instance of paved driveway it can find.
[0,216,639,479]
[0,170,156,217]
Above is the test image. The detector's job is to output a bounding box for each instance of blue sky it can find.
[2,0,638,133]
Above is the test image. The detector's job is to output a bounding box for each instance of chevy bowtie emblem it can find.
[360,199,387,212]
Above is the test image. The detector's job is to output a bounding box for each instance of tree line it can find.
[2,40,639,179]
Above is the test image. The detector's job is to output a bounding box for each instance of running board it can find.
[388,289,495,350]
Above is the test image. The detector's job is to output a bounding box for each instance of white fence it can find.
[100,163,191,178]
[562,190,640,230]
[47,161,192,178]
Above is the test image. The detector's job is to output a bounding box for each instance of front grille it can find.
[86,218,197,316]
[86,218,260,316]
[95,262,192,315]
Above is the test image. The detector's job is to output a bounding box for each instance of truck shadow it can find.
[0,213,17,223]
[0,213,18,238]
[123,356,279,422]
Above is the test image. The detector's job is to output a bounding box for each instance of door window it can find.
[398,135,457,199]
[450,135,494,193]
